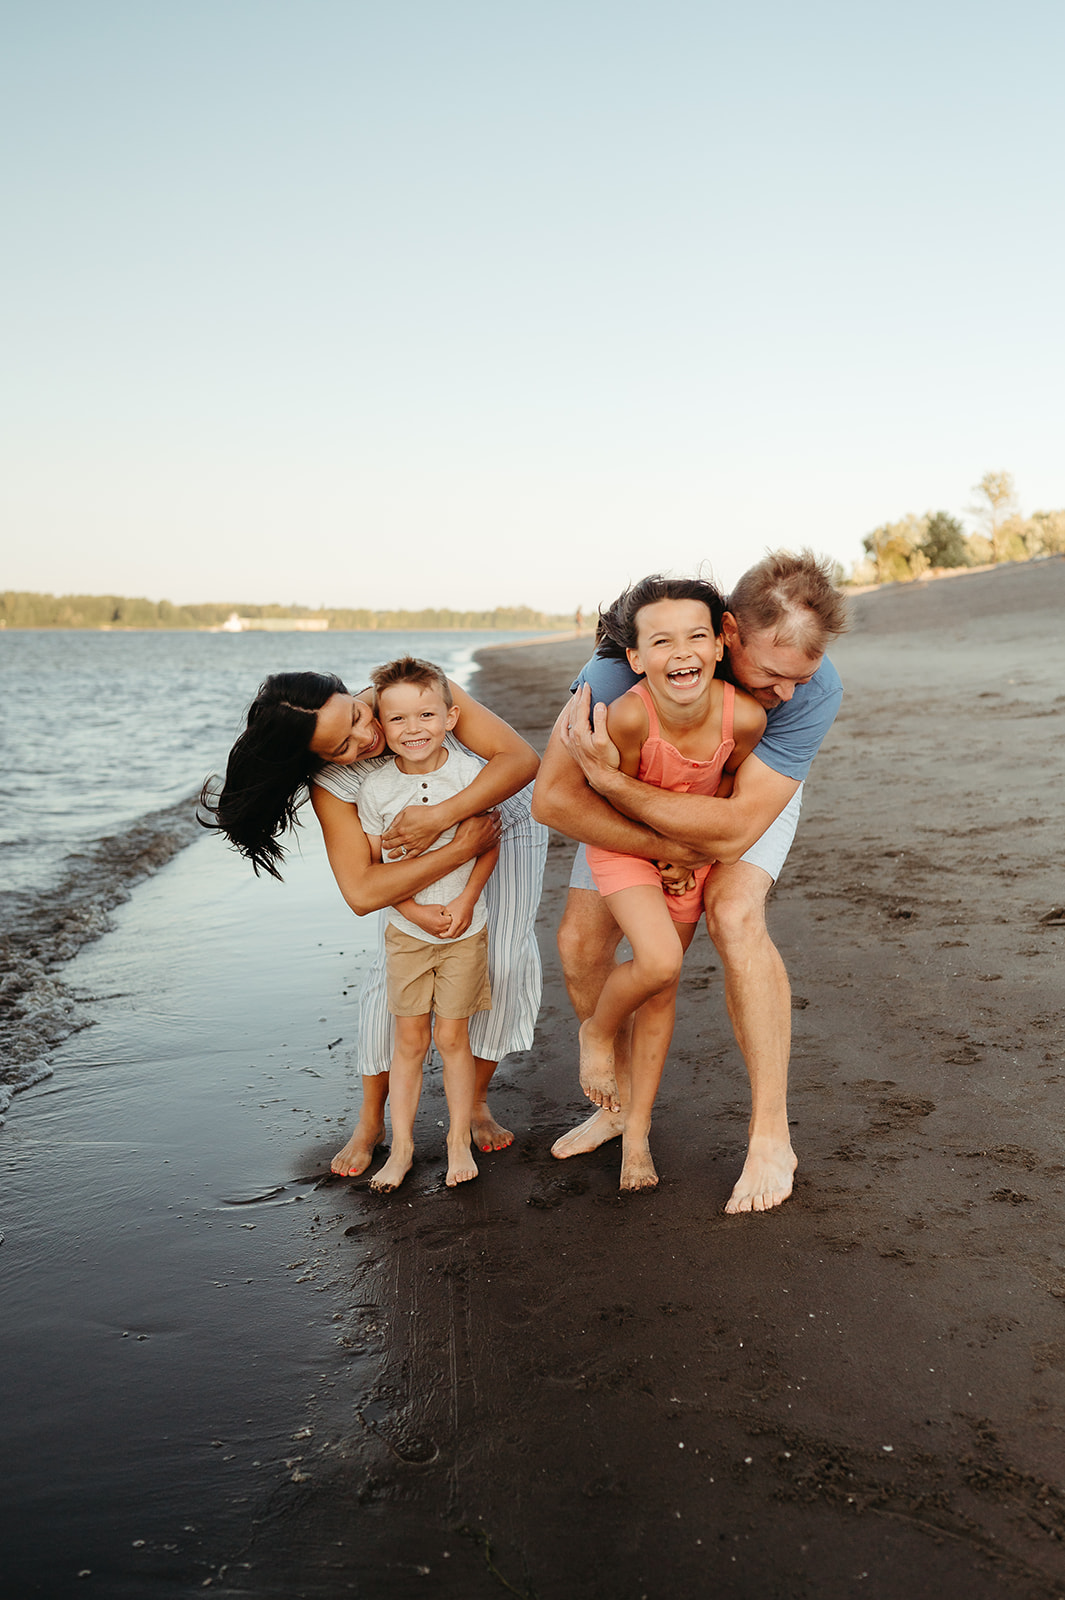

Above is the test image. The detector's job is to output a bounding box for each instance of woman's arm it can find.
[380,680,539,858]
[311,784,500,916]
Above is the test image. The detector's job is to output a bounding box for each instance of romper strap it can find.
[720,680,735,745]
[630,679,660,739]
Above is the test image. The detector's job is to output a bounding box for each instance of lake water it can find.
[0,627,536,1112]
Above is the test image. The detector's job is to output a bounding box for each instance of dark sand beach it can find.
[3,559,1065,1599]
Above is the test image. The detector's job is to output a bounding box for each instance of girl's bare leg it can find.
[579,886,684,1111]
[621,922,697,1192]
[331,1072,390,1176]
[434,1016,479,1187]
[370,1017,430,1192]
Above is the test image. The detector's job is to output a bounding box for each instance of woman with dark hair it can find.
[202,669,546,1175]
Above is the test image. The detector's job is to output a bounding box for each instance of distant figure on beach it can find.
[574,576,765,1191]
[201,668,546,1180]
[533,550,847,1213]
[355,658,499,1190]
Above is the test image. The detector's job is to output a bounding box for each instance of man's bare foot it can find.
[620,1132,658,1192]
[578,1020,620,1111]
[369,1141,415,1193]
[446,1138,479,1187]
[724,1137,797,1214]
[472,1104,514,1153]
[331,1119,386,1177]
[551,1107,625,1159]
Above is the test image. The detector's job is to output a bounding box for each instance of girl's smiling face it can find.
[627,598,723,705]
[309,693,385,764]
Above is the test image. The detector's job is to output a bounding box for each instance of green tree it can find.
[919,510,970,569]
[1026,509,1065,556]
[862,513,928,583]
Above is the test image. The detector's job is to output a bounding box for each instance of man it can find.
[531,550,847,1213]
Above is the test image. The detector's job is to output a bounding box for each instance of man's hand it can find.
[559,684,622,794]
[657,861,697,896]
[382,803,446,859]
[403,902,453,938]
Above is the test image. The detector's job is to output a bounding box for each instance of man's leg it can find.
[551,886,631,1157]
[703,860,797,1214]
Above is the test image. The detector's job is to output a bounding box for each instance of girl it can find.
[580,576,766,1192]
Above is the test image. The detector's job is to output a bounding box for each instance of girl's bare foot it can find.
[620,1131,658,1192]
[369,1141,415,1193]
[578,1020,620,1111]
[551,1107,625,1158]
[724,1136,797,1214]
[472,1103,513,1152]
[446,1138,479,1187]
[331,1119,386,1177]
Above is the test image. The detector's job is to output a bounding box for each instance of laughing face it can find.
[375,680,460,772]
[626,597,723,709]
[309,692,386,764]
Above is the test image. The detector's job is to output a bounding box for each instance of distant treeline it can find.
[851,471,1065,586]
[0,593,576,632]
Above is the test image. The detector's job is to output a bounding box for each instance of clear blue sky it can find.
[3,1,1062,612]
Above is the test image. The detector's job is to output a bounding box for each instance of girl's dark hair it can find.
[199,671,349,879]
[594,574,726,661]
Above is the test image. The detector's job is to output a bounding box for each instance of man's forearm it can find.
[592,764,792,865]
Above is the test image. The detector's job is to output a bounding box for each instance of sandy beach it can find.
[3,559,1065,1599]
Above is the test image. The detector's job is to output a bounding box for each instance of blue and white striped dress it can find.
[314,734,547,1073]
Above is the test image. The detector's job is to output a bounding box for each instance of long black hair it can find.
[594,574,726,660]
[199,671,349,879]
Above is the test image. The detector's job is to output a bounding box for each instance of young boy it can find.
[354,657,499,1192]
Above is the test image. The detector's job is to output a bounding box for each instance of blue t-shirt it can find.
[571,652,843,783]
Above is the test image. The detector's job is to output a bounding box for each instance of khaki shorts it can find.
[384,924,492,1019]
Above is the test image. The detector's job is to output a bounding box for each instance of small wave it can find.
[0,790,204,1121]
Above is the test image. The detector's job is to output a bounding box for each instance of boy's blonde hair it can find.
[370,656,453,710]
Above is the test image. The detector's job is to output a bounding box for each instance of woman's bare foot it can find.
[446,1137,479,1187]
[724,1136,797,1214]
[578,1020,620,1111]
[472,1102,514,1153]
[619,1131,658,1192]
[551,1107,625,1159]
[331,1118,387,1177]
[369,1140,415,1193]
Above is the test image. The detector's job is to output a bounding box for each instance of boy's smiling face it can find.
[377,680,459,771]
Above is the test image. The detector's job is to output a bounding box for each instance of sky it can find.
[3,0,1063,614]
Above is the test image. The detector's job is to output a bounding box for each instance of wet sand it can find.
[3,560,1065,1598]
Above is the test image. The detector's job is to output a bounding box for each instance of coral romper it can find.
[586,679,735,924]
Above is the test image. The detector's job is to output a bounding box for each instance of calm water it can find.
[0,628,524,895]
[0,627,533,1108]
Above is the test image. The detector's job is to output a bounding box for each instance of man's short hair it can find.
[729,550,848,657]
[370,656,453,709]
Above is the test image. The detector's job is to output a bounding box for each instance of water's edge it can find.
[0,790,206,1116]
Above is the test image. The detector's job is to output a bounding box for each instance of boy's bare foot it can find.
[578,1020,620,1111]
[331,1120,386,1177]
[620,1133,658,1192]
[724,1136,797,1214]
[472,1104,513,1153]
[369,1141,415,1193]
[446,1138,479,1187]
[551,1107,625,1159]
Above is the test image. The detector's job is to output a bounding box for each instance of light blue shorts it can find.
[568,783,803,891]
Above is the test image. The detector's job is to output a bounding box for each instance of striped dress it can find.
[314,734,547,1073]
